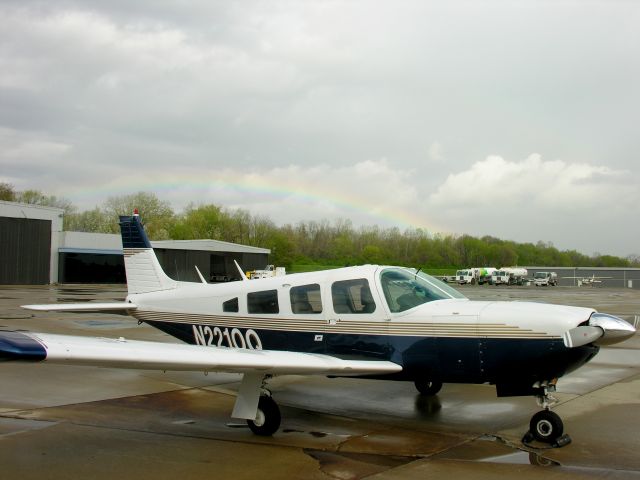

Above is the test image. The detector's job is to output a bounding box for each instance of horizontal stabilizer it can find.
[0,331,402,376]
[22,303,137,312]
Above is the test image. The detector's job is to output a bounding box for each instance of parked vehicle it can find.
[492,267,528,286]
[534,271,558,286]
[247,265,286,280]
[455,267,496,285]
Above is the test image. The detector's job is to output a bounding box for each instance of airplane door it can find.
[324,278,390,359]
[432,305,482,383]
[288,283,327,354]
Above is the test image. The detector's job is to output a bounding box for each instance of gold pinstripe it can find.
[132,310,557,339]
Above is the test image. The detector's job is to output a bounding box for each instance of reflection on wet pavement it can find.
[0,284,639,479]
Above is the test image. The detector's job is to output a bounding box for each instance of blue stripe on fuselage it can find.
[145,321,599,385]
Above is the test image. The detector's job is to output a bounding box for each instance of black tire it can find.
[247,395,281,436]
[530,410,563,443]
[414,378,443,396]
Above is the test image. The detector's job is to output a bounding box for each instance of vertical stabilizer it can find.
[119,212,177,294]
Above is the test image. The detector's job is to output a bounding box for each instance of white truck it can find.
[534,271,558,286]
[455,267,496,285]
[247,265,286,280]
[492,267,528,286]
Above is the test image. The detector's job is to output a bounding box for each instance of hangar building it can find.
[1,201,270,285]
[0,201,64,284]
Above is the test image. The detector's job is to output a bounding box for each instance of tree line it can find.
[2,183,638,271]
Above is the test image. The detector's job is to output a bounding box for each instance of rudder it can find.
[119,212,177,294]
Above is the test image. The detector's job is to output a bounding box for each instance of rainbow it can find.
[63,168,442,232]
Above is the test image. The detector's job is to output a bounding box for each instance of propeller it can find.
[563,313,636,348]
[563,325,603,348]
[589,313,636,346]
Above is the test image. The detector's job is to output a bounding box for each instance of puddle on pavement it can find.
[74,319,130,328]
[0,417,58,438]
[434,435,562,468]
[0,314,32,320]
[480,449,560,467]
[305,449,416,480]
[283,428,329,438]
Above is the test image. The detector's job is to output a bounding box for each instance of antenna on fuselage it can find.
[194,265,207,284]
[415,267,422,280]
[234,260,249,282]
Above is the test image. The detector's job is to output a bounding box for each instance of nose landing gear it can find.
[524,384,571,447]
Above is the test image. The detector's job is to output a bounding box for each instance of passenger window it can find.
[331,279,376,314]
[223,297,239,313]
[247,290,279,314]
[290,284,322,314]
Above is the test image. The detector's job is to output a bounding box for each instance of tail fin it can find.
[119,212,177,294]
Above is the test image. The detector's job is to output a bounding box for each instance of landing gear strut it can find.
[233,374,282,436]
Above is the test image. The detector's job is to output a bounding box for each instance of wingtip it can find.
[0,331,47,362]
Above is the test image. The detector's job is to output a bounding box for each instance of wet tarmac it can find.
[1,284,639,479]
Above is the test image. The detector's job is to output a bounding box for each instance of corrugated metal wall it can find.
[0,217,51,284]
[154,249,269,283]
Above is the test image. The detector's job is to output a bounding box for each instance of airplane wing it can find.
[22,303,137,312]
[0,331,401,376]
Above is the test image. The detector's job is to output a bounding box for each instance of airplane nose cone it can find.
[589,313,636,346]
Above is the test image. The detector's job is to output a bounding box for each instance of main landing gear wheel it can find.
[247,395,281,436]
[530,410,564,443]
[414,378,443,396]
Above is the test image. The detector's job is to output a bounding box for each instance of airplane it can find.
[562,274,613,287]
[0,211,636,444]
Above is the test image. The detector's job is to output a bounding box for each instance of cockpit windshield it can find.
[380,268,467,313]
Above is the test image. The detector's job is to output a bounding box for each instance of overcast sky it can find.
[1,1,639,257]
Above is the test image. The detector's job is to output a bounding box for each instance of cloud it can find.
[0,128,72,161]
[428,142,444,162]
[426,154,638,255]
[429,154,631,212]
[1,2,639,256]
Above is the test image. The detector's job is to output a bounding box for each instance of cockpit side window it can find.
[380,268,463,313]
[331,278,376,314]
[290,284,322,314]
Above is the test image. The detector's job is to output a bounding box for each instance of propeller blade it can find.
[563,326,603,348]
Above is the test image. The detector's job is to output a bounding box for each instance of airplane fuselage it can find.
[127,265,600,396]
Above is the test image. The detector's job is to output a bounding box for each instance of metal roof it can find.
[152,239,270,254]
[58,231,270,255]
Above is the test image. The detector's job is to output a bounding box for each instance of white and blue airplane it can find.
[0,212,635,443]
